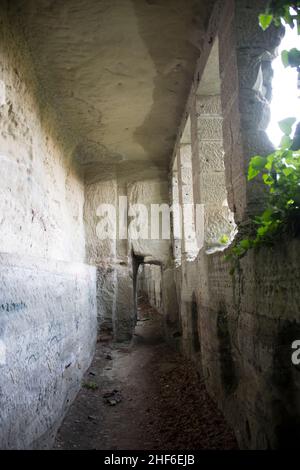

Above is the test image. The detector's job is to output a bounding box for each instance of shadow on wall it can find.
[192,294,200,353]
[132,252,145,325]
[271,320,300,448]
[135,257,163,314]
[216,303,238,396]
[131,0,215,162]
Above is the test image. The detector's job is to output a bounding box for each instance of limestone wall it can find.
[138,264,163,313]
[128,179,171,265]
[167,0,300,450]
[0,254,97,449]
[138,264,181,347]
[0,5,97,448]
[0,5,85,263]
[84,167,171,340]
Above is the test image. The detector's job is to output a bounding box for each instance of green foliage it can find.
[224,2,300,273]
[278,116,297,135]
[259,2,300,69]
[259,1,300,31]
[225,119,300,272]
[259,13,274,30]
[281,48,300,68]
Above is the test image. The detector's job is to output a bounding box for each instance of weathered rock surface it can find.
[0,253,97,449]
[0,3,85,263]
[13,0,214,175]
[0,4,96,448]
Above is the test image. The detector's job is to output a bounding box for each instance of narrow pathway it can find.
[54,300,237,450]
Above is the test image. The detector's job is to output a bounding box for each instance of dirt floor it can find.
[54,299,238,450]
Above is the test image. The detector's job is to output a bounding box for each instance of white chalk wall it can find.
[128,179,171,265]
[0,6,85,263]
[0,254,97,449]
[84,175,171,339]
[0,6,97,448]
[138,264,163,314]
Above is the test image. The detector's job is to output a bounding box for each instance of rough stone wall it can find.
[0,5,85,263]
[0,254,97,449]
[198,240,300,449]
[84,171,171,340]
[129,179,172,327]
[137,263,180,345]
[84,178,118,332]
[0,5,97,448]
[128,179,171,265]
[169,0,300,449]
[138,263,181,343]
[84,173,132,340]
[138,264,163,313]
[191,91,235,249]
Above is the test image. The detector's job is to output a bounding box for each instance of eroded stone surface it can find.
[0,253,97,449]
[0,4,96,449]
[13,0,214,174]
[140,0,300,451]
[0,3,85,263]
[1,0,298,452]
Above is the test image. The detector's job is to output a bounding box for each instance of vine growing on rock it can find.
[224,1,300,273]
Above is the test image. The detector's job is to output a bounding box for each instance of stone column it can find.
[171,162,182,265]
[177,144,198,259]
[84,176,135,342]
[219,0,283,224]
[84,178,117,333]
[114,181,134,342]
[190,93,234,248]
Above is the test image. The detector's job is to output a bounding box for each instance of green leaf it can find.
[273,17,282,27]
[251,156,267,169]
[259,13,273,30]
[248,167,260,180]
[232,245,245,257]
[286,199,295,206]
[224,8,300,275]
[281,50,290,67]
[279,117,296,136]
[240,239,251,250]
[265,154,275,170]
[262,173,273,186]
[290,121,300,150]
[288,48,300,68]
[283,8,295,28]
[248,155,267,180]
[283,167,294,176]
[261,208,274,222]
[280,135,292,149]
[282,48,300,69]
[257,225,269,237]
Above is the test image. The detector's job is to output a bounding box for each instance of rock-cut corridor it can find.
[55,298,237,450]
[0,0,300,451]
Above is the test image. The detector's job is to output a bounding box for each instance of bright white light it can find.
[0,340,6,366]
[267,25,300,147]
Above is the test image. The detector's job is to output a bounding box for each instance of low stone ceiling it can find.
[13,0,214,171]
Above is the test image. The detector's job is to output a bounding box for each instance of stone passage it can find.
[0,0,300,450]
[55,298,237,450]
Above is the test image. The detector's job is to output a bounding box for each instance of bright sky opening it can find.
[267,24,300,147]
